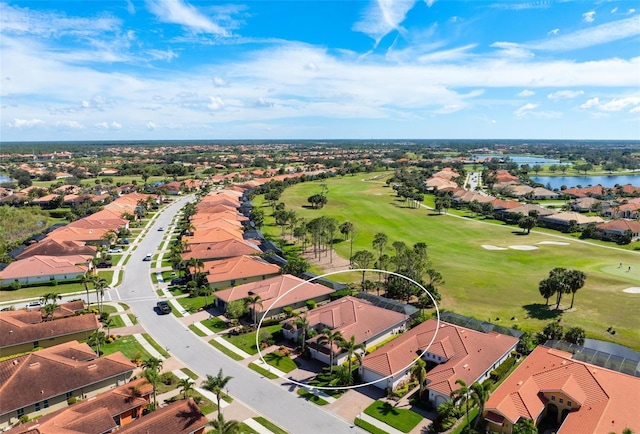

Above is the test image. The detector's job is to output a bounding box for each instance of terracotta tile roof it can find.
[191,218,243,232]
[11,378,151,434]
[15,239,97,260]
[562,185,605,198]
[191,210,248,222]
[618,184,640,194]
[362,319,518,395]
[185,227,244,244]
[0,255,91,280]
[46,225,111,242]
[0,341,135,415]
[0,312,99,348]
[597,219,640,232]
[192,203,238,215]
[303,296,408,351]
[484,346,640,434]
[118,399,208,434]
[493,170,519,183]
[181,239,261,261]
[542,212,604,225]
[214,274,334,312]
[490,198,521,210]
[204,255,280,284]
[505,204,556,216]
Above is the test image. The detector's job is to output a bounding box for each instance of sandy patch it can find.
[538,241,570,246]
[509,245,539,251]
[623,287,640,294]
[482,245,508,251]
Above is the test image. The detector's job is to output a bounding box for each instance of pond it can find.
[472,155,565,166]
[531,175,640,190]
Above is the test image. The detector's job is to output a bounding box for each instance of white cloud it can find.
[583,11,596,23]
[146,121,156,130]
[518,90,535,97]
[146,0,228,35]
[126,0,136,14]
[147,48,179,61]
[425,0,437,6]
[94,121,122,129]
[207,96,225,110]
[547,90,584,100]
[212,76,227,86]
[490,42,534,58]
[611,7,618,14]
[514,103,538,117]
[6,118,43,128]
[352,0,418,44]
[255,98,274,108]
[581,97,600,108]
[55,120,83,129]
[628,9,636,15]
[630,106,640,113]
[548,28,559,36]
[580,96,640,112]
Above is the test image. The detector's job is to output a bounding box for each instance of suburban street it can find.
[113,196,362,434]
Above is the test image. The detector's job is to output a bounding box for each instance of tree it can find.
[40,292,62,305]
[203,369,233,419]
[88,330,107,355]
[372,232,388,264]
[143,368,159,408]
[200,285,213,309]
[337,335,365,383]
[512,417,537,434]
[249,208,265,230]
[516,331,536,355]
[340,221,354,241]
[102,316,115,335]
[294,315,310,353]
[351,250,374,284]
[93,277,109,313]
[317,328,345,373]
[566,269,586,309]
[470,381,492,429]
[225,300,245,321]
[178,378,195,400]
[539,322,564,343]
[538,278,555,306]
[565,326,586,345]
[245,295,263,327]
[450,379,474,430]
[81,273,95,307]
[410,358,427,399]
[42,302,59,321]
[209,414,240,434]
[282,257,310,276]
[518,215,537,234]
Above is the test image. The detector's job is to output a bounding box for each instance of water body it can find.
[472,155,564,166]
[531,175,640,190]
[0,175,11,183]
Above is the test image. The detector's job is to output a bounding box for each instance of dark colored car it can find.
[156,301,172,315]
[170,277,187,286]
[96,261,112,268]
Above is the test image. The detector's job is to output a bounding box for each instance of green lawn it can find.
[253,417,288,434]
[176,295,211,313]
[97,270,114,283]
[354,417,388,434]
[263,351,298,373]
[181,367,198,380]
[255,175,640,350]
[191,391,217,415]
[296,389,329,405]
[248,362,279,379]
[142,333,170,358]
[101,305,117,314]
[363,401,423,433]
[201,317,230,333]
[105,314,125,329]
[209,339,244,361]
[0,282,85,303]
[222,325,282,355]
[128,314,138,325]
[189,324,206,337]
[100,335,152,360]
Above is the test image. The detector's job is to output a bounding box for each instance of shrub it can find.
[10,281,21,290]
[282,306,294,317]
[306,299,316,310]
[67,397,77,405]
[159,372,174,385]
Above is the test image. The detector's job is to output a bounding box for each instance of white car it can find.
[26,301,44,309]
[108,248,124,253]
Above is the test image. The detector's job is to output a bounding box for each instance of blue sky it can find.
[1,0,639,142]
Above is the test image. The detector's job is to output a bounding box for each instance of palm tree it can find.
[294,315,310,353]
[102,316,115,335]
[470,381,492,429]
[142,356,163,373]
[317,328,345,373]
[566,269,586,309]
[40,292,61,305]
[200,285,213,309]
[88,330,107,355]
[92,277,109,313]
[410,358,427,399]
[202,368,233,419]
[372,232,388,264]
[209,414,240,434]
[351,250,374,284]
[451,379,474,430]
[245,295,263,327]
[337,335,365,383]
[178,378,195,400]
[143,368,159,408]
[81,273,95,307]
[42,302,59,321]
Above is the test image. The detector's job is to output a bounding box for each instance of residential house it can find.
[493,170,519,184]
[117,399,208,434]
[0,307,99,356]
[203,255,281,289]
[360,319,518,405]
[571,197,604,213]
[291,296,409,367]
[604,201,640,219]
[184,227,245,245]
[596,219,640,242]
[540,212,604,230]
[0,341,136,429]
[496,203,555,222]
[0,255,92,287]
[181,238,261,262]
[483,346,640,434]
[214,274,334,319]
[8,378,152,433]
[561,185,606,198]
[14,239,97,260]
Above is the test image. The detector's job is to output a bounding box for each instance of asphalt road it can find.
[114,196,361,434]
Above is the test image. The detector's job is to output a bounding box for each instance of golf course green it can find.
[254,173,640,351]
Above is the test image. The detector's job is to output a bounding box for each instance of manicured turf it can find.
[201,317,231,332]
[255,175,640,350]
[222,325,282,355]
[142,333,170,358]
[253,417,288,434]
[263,351,298,373]
[100,335,152,360]
[209,339,244,360]
[181,367,198,380]
[363,401,423,433]
[176,295,211,313]
[248,362,279,379]
[296,389,329,405]
[0,283,85,303]
[354,417,388,434]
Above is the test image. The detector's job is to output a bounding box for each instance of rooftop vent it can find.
[29,362,40,367]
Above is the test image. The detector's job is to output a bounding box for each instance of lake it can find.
[531,175,640,190]
[472,155,565,166]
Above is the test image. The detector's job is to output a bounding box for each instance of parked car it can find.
[25,301,44,309]
[108,248,123,253]
[156,301,172,315]
[143,253,152,261]
[121,238,130,245]
[96,261,112,268]
[170,277,187,286]
[158,227,164,231]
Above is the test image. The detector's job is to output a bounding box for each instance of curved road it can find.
[114,196,360,434]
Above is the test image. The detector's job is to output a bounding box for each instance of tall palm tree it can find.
[410,358,427,399]
[351,250,374,284]
[245,295,263,327]
[88,330,107,356]
[337,335,365,383]
[142,356,163,373]
[81,273,95,307]
[451,379,474,430]
[317,328,345,373]
[566,269,586,309]
[102,316,115,335]
[202,369,233,419]
[470,381,492,429]
[92,277,109,313]
[209,414,240,434]
[143,368,159,408]
[178,378,195,400]
[40,292,61,305]
[200,285,213,309]
[42,302,59,321]
[294,315,310,353]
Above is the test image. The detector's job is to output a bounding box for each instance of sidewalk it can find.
[133,333,165,359]
[211,336,251,359]
[358,412,406,434]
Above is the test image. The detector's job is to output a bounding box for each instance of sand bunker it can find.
[538,241,570,246]
[509,245,539,251]
[482,245,508,250]
[623,287,640,294]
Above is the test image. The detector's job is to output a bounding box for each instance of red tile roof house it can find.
[214,274,334,319]
[117,398,208,434]
[181,238,262,262]
[360,319,518,406]
[203,255,281,289]
[0,341,136,430]
[539,211,604,230]
[596,219,640,242]
[9,378,152,434]
[0,255,92,288]
[14,239,97,260]
[289,296,409,368]
[0,307,99,356]
[483,346,640,434]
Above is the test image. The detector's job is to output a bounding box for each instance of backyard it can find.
[254,175,640,350]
